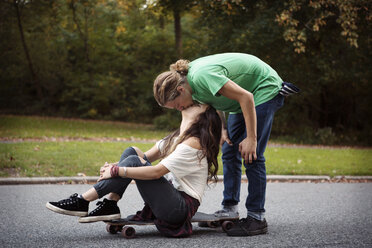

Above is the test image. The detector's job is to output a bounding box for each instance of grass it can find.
[1,141,371,177]
[265,147,372,177]
[0,115,169,140]
[0,142,154,177]
[0,115,371,177]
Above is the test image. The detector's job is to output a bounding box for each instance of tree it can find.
[189,0,372,144]
[275,0,371,53]
[12,0,43,100]
[68,0,93,64]
[146,0,196,58]
[0,0,370,144]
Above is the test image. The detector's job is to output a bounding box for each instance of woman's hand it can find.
[239,137,257,164]
[98,162,113,182]
[220,128,233,146]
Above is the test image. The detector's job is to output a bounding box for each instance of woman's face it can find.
[179,104,208,133]
[164,86,194,111]
[181,104,208,119]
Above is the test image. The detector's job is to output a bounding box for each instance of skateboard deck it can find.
[105,212,238,238]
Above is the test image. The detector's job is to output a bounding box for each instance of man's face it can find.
[164,86,194,111]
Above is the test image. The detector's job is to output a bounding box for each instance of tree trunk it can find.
[70,0,90,63]
[83,5,90,63]
[14,0,43,100]
[173,7,182,58]
[159,15,165,29]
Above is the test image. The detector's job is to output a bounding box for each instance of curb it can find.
[0,176,99,185]
[0,175,371,185]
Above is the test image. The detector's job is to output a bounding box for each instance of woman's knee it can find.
[131,146,144,158]
[119,155,148,167]
[120,147,137,162]
[121,146,145,159]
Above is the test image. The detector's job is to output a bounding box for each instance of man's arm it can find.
[218,80,257,163]
[217,110,233,146]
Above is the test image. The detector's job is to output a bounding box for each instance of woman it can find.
[46,104,222,237]
[153,53,298,236]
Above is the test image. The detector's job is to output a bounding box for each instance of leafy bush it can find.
[316,127,336,145]
[153,111,181,131]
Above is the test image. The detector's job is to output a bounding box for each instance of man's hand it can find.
[220,129,233,146]
[218,81,257,164]
[239,137,257,164]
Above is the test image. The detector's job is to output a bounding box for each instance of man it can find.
[153,53,298,236]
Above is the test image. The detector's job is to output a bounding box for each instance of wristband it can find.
[110,165,120,178]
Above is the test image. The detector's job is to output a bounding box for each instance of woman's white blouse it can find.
[156,140,208,202]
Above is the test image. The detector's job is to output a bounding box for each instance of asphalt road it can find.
[0,182,371,248]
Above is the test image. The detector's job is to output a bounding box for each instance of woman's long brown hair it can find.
[160,106,222,182]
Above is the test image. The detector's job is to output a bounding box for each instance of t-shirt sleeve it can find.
[156,139,166,153]
[160,144,203,178]
[193,67,230,96]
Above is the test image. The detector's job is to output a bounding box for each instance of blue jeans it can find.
[221,94,284,220]
[93,147,188,224]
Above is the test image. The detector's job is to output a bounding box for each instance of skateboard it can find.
[105,212,238,238]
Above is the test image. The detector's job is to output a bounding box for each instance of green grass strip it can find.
[265,147,372,176]
[0,115,168,140]
[0,142,154,177]
[1,142,371,177]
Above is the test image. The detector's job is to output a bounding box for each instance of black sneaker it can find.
[78,198,121,223]
[226,216,268,236]
[46,193,89,217]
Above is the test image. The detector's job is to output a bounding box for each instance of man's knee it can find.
[222,144,240,161]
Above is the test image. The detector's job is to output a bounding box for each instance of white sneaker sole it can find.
[46,202,87,217]
[78,214,121,223]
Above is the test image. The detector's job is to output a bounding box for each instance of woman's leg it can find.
[135,178,188,224]
[82,188,99,201]
[119,146,139,162]
[46,147,145,219]
[79,153,152,223]
[93,155,144,199]
[106,146,146,201]
[103,149,188,224]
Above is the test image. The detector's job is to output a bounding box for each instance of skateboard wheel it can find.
[121,226,136,239]
[198,221,209,227]
[222,221,234,232]
[207,221,220,228]
[117,225,123,232]
[106,224,119,234]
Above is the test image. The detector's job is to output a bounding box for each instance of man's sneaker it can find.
[46,193,89,217]
[226,216,268,236]
[79,198,121,223]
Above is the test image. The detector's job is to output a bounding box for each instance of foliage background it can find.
[1,0,371,145]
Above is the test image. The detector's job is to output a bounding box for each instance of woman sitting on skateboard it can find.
[46,104,222,237]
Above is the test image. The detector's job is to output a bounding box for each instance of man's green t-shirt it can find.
[186,53,282,114]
